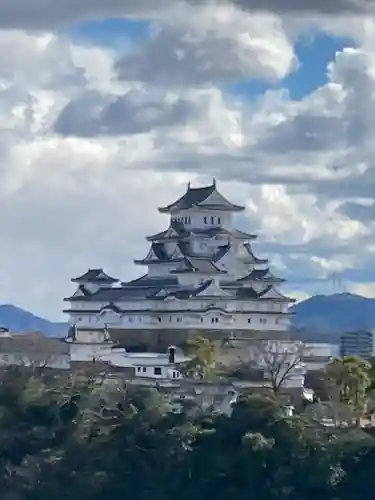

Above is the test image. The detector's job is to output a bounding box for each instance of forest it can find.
[0,356,375,500]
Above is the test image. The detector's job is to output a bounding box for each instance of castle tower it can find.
[63,181,295,343]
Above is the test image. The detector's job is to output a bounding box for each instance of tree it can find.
[228,340,307,395]
[181,336,218,380]
[325,356,372,426]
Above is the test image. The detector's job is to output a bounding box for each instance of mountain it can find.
[292,293,375,338]
[0,304,67,337]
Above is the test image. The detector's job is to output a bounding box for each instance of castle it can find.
[63,180,295,348]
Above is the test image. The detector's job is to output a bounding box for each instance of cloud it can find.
[54,88,203,136]
[115,8,296,85]
[0,0,172,30]
[0,0,372,32]
[189,0,375,15]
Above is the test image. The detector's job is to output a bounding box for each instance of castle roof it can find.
[171,258,225,274]
[158,180,245,214]
[71,268,118,284]
[242,242,268,264]
[147,224,256,242]
[236,269,285,283]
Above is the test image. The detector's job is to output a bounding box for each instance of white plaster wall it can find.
[134,366,182,379]
[72,310,291,331]
[171,210,233,231]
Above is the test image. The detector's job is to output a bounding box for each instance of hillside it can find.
[292,293,375,335]
[0,304,67,337]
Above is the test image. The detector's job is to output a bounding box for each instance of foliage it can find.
[0,364,374,500]
[181,336,218,380]
[325,356,372,424]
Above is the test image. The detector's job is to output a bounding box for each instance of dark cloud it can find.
[0,0,371,30]
[54,89,197,136]
[190,0,374,15]
[0,0,170,29]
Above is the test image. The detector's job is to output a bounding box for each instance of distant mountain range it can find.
[1,293,375,339]
[0,305,67,337]
[291,293,375,341]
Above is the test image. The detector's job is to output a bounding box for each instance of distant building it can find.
[340,331,373,359]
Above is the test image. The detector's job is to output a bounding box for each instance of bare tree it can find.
[256,340,308,393]
[225,340,308,394]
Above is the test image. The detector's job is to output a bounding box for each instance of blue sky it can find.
[229,33,354,100]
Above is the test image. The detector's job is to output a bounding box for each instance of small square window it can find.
[137,367,141,372]
[154,367,162,375]
[142,367,147,373]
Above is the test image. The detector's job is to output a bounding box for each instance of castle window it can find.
[211,216,214,224]
[247,318,251,324]
[218,217,221,224]
[204,216,207,224]
[154,367,162,375]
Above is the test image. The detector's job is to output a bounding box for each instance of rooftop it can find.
[158,180,245,214]
[72,268,118,284]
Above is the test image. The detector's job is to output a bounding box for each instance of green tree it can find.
[326,356,372,425]
[181,336,218,380]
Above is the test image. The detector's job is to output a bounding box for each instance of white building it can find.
[66,325,188,380]
[63,180,295,333]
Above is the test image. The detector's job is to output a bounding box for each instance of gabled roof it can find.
[71,268,118,284]
[158,180,245,213]
[213,244,231,263]
[171,258,225,274]
[258,285,296,303]
[242,243,268,264]
[236,269,285,283]
[147,220,188,241]
[134,243,178,265]
[64,285,93,301]
[99,302,124,314]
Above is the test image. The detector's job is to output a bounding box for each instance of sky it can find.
[1,0,375,320]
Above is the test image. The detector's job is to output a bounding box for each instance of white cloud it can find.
[115,6,297,85]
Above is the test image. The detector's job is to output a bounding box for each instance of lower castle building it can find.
[63,180,295,346]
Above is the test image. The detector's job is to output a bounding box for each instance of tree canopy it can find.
[0,364,374,500]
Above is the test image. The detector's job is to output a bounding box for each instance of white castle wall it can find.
[67,307,291,331]
[171,209,233,231]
